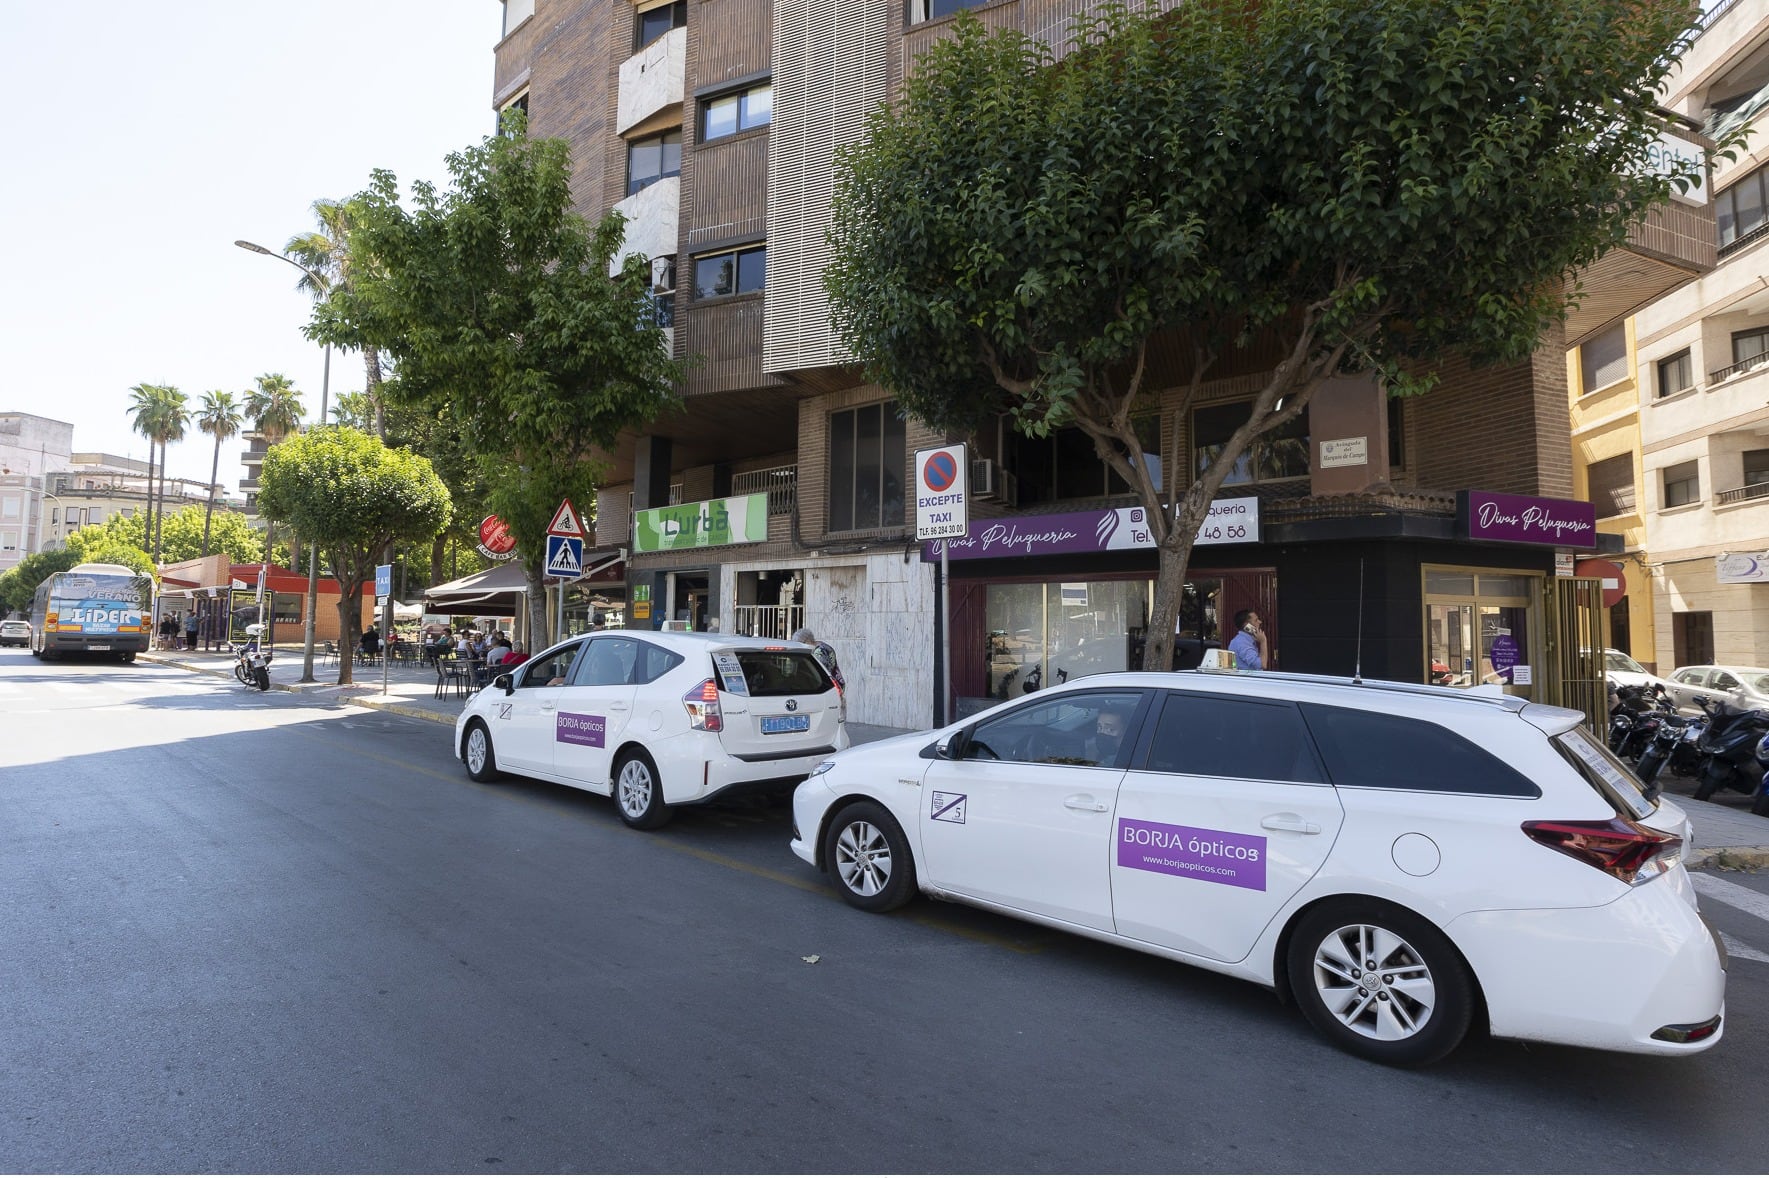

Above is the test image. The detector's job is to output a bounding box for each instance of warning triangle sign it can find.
[547,498,584,537]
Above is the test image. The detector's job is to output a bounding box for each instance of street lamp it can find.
[236,238,332,684]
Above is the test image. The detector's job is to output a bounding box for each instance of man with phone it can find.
[1228,608,1268,670]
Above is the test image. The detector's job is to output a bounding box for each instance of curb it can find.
[1687,847,1769,871]
[139,652,459,725]
[350,696,457,726]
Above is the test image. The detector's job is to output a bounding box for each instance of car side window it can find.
[1713,671,1741,691]
[516,641,583,689]
[634,641,684,684]
[1141,692,1326,783]
[964,691,1146,768]
[1297,703,1541,797]
[573,637,639,687]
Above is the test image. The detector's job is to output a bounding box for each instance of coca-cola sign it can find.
[1459,491,1596,549]
[476,514,519,561]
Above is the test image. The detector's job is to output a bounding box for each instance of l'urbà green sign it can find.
[633,493,769,553]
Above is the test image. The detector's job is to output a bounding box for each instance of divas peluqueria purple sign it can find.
[922,498,1259,561]
[1459,491,1596,549]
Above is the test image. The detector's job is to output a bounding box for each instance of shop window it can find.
[828,401,906,532]
[1657,349,1694,398]
[1586,453,1635,518]
[636,0,685,49]
[1009,416,1161,505]
[1298,704,1541,797]
[1673,611,1714,668]
[702,84,772,141]
[694,244,765,299]
[1579,323,1628,393]
[1191,401,1309,486]
[271,593,303,625]
[1662,460,1700,508]
[1144,693,1325,783]
[627,131,682,196]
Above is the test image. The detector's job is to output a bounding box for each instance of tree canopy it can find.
[826,0,1716,669]
[257,427,451,683]
[72,505,266,567]
[0,549,82,615]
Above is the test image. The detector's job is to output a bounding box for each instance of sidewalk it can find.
[140,646,1769,868]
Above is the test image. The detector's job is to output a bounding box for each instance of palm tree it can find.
[196,390,245,557]
[246,373,304,568]
[127,383,165,547]
[288,198,386,436]
[127,383,188,561]
[150,386,190,561]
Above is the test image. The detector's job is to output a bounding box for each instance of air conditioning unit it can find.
[971,458,1018,507]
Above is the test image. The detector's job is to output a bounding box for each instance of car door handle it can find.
[1262,814,1321,834]
[1064,796,1109,813]
[610,703,629,711]
[540,704,556,712]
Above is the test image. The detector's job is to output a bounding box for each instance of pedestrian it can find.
[1228,608,1268,671]
[158,614,178,650]
[791,627,845,692]
[183,612,199,651]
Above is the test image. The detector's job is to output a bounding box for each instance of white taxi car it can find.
[458,631,846,829]
[791,670,1725,1066]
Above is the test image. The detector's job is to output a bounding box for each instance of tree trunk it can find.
[365,349,386,439]
[152,439,167,561]
[525,560,549,650]
[335,584,360,686]
[430,532,448,587]
[201,436,221,557]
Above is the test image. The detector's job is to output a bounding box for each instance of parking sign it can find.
[915,444,969,541]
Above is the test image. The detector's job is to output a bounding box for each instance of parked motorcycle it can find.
[1608,682,1673,761]
[232,624,272,692]
[1753,731,1769,818]
[1632,711,1705,797]
[1690,695,1769,803]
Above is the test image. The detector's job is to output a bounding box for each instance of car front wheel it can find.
[822,801,915,913]
[614,749,671,829]
[462,720,502,783]
[1287,901,1474,1067]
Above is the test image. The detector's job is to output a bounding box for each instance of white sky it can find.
[1,1,499,492]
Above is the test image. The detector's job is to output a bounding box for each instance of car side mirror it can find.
[496,673,514,695]
[937,732,966,760]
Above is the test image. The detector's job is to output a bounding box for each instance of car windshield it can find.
[1604,650,1647,674]
[1749,675,1769,694]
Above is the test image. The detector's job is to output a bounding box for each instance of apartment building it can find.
[0,413,75,572]
[495,0,1715,728]
[1632,0,1769,671]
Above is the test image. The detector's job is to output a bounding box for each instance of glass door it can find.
[1424,568,1540,700]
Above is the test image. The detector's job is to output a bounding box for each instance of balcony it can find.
[1711,350,1769,387]
[617,26,685,136]
[1717,481,1769,506]
[730,464,797,517]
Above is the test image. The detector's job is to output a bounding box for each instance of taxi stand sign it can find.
[915,444,969,540]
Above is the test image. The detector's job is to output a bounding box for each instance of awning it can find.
[425,563,532,614]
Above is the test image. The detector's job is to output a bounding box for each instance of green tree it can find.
[126,382,189,562]
[63,533,156,579]
[287,197,389,436]
[195,390,246,557]
[313,114,682,642]
[246,373,305,570]
[257,427,451,685]
[0,548,82,615]
[826,0,1719,670]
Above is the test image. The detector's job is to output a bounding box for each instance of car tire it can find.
[822,801,916,913]
[613,749,672,830]
[462,720,502,783]
[1753,790,1769,819]
[119,651,135,663]
[1286,900,1475,1068]
[1692,770,1722,802]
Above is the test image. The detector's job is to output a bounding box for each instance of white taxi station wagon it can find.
[456,632,846,828]
[791,671,1727,1066]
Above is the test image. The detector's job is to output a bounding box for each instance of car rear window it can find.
[1554,727,1655,820]
[1297,703,1541,798]
[726,650,831,697]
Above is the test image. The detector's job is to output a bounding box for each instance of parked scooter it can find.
[232,624,272,692]
[1690,695,1769,803]
[1753,731,1769,818]
[1608,682,1673,761]
[1632,711,1706,797]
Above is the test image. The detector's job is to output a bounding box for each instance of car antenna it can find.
[1353,557,1365,684]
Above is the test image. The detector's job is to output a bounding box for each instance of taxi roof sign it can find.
[547,497,584,537]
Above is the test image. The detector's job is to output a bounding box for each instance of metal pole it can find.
[941,541,952,725]
[298,343,331,682]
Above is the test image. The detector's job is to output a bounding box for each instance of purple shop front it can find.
[1459,490,1596,549]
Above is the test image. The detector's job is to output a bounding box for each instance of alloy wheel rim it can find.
[834,820,892,897]
[466,729,486,773]
[619,762,652,815]
[1310,923,1437,1041]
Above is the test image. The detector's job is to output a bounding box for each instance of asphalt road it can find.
[2,649,1767,1173]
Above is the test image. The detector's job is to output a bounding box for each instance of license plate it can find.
[761,714,810,735]
[89,644,111,651]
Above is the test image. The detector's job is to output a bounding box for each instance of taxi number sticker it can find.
[931,792,967,823]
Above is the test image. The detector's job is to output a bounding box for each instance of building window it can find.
[1579,323,1628,393]
[500,92,529,123]
[652,255,676,329]
[828,401,907,532]
[1718,165,1769,253]
[694,244,765,299]
[1587,453,1635,518]
[1673,610,1714,668]
[910,0,988,22]
[636,0,685,49]
[1009,417,1162,505]
[0,531,14,551]
[1387,395,1406,470]
[1657,349,1694,398]
[1663,460,1701,508]
[1191,401,1310,485]
[627,132,682,196]
[1733,327,1769,369]
[702,84,772,141]
[0,495,17,519]
[1746,448,1769,490]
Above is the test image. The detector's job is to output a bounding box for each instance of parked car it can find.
[0,619,30,647]
[455,631,847,829]
[1603,648,1674,694]
[792,670,1724,1066]
[1663,664,1769,714]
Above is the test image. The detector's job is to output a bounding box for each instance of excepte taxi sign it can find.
[915,444,969,541]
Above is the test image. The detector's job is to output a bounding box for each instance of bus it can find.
[31,563,153,661]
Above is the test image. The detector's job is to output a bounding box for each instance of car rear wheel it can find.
[1287,901,1474,1067]
[823,801,915,913]
[462,720,501,783]
[614,749,671,830]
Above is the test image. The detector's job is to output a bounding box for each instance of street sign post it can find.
[545,535,583,578]
[374,563,393,697]
[916,444,969,724]
[547,498,584,538]
[548,499,585,644]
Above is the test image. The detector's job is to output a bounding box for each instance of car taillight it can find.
[1522,816,1682,885]
[683,678,723,732]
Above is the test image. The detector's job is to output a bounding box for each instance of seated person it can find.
[1086,707,1129,767]
[486,633,514,665]
[359,627,382,657]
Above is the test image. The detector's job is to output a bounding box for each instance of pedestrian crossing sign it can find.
[547,498,584,537]
[545,535,584,579]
